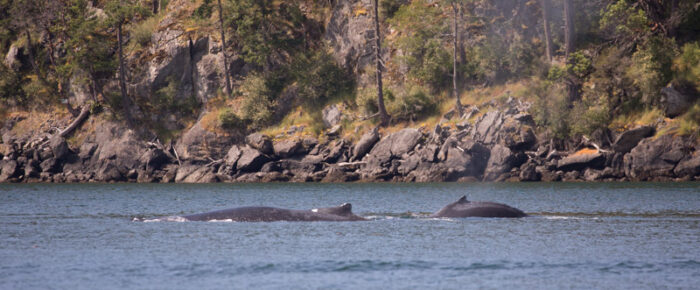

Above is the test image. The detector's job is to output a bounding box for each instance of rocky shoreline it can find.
[1,102,698,184]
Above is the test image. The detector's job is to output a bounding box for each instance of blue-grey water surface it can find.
[1,182,699,289]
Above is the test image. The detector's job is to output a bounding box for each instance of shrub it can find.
[529,80,571,139]
[291,52,354,110]
[386,86,437,121]
[238,74,275,128]
[354,87,377,116]
[218,108,244,130]
[194,0,213,19]
[131,16,159,47]
[673,42,700,92]
[677,103,700,136]
[626,35,677,106]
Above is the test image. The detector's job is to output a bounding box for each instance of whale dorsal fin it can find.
[315,203,353,216]
[338,203,352,214]
[458,195,468,203]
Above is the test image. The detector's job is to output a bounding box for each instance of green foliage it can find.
[105,0,151,26]
[380,0,402,19]
[677,103,700,136]
[355,86,379,116]
[673,42,700,91]
[0,63,24,104]
[291,51,354,110]
[390,1,452,92]
[569,99,610,136]
[566,51,593,80]
[218,107,244,130]
[194,0,213,19]
[131,16,158,47]
[152,76,199,116]
[600,0,650,41]
[227,0,306,69]
[385,86,437,121]
[529,80,571,139]
[238,73,276,128]
[626,35,677,105]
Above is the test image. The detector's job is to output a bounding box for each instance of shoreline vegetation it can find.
[1,0,699,183]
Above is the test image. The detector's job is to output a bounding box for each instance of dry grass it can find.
[571,148,598,156]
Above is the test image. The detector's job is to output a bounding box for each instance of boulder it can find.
[140,148,170,169]
[660,86,694,118]
[78,143,98,160]
[49,136,71,161]
[322,104,343,127]
[483,144,517,181]
[224,145,242,167]
[0,160,18,182]
[245,133,273,155]
[366,128,423,163]
[519,162,540,181]
[95,162,125,182]
[612,126,654,153]
[24,159,40,178]
[236,146,270,172]
[40,158,60,173]
[557,149,606,171]
[674,153,700,178]
[352,128,380,161]
[273,139,303,158]
[624,134,692,180]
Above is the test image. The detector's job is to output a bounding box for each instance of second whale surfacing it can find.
[181,203,367,222]
[430,196,527,218]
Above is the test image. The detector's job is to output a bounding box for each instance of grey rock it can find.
[0,160,18,182]
[367,128,422,163]
[612,126,654,153]
[557,151,606,171]
[660,86,694,118]
[352,128,380,161]
[245,133,273,155]
[273,139,303,158]
[24,159,39,178]
[95,162,125,182]
[519,162,540,181]
[78,143,98,160]
[50,136,71,161]
[236,146,270,172]
[625,134,692,180]
[40,158,60,173]
[483,144,516,181]
[224,145,242,167]
[674,154,700,177]
[322,104,343,127]
[140,148,169,169]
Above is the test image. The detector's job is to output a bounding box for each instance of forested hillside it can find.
[0,0,698,183]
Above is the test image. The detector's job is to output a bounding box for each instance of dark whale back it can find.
[430,196,527,218]
[182,203,366,222]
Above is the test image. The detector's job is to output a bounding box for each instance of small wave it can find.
[139,216,188,223]
[532,211,700,218]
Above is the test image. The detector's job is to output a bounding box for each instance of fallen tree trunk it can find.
[59,105,90,138]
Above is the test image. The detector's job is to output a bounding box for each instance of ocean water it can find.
[1,182,698,289]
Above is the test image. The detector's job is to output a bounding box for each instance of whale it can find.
[178,202,367,222]
[430,196,527,218]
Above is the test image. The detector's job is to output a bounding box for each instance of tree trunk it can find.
[452,2,462,115]
[152,0,159,14]
[373,0,389,126]
[117,22,133,124]
[217,0,232,96]
[541,0,553,62]
[563,0,574,57]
